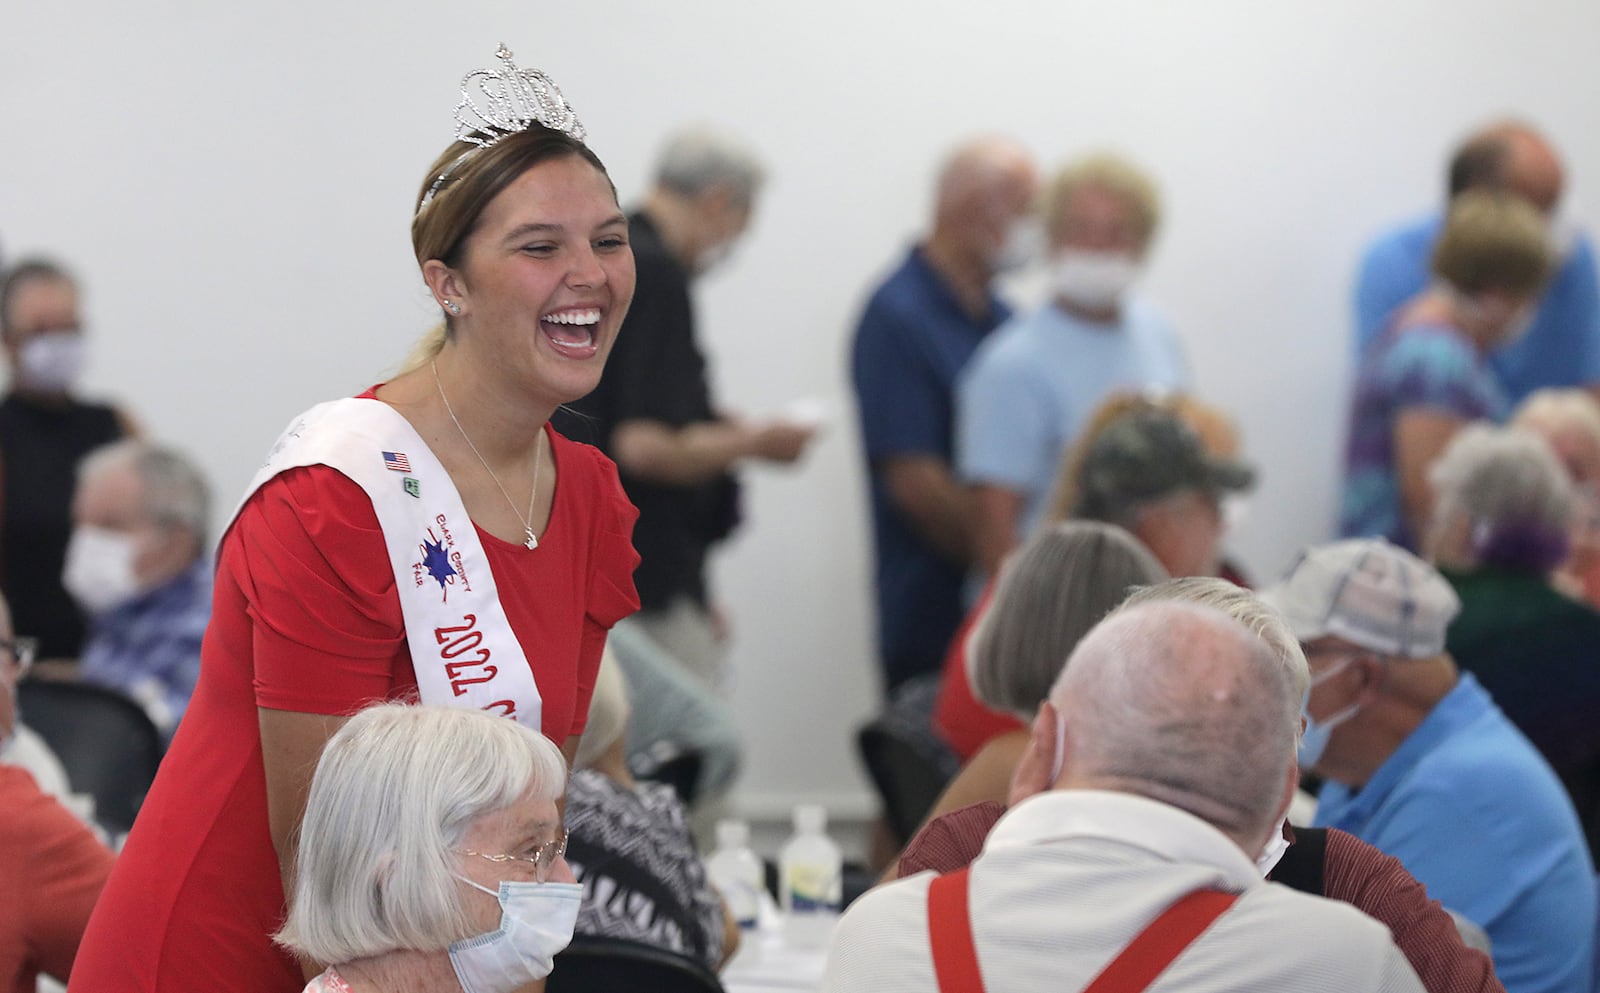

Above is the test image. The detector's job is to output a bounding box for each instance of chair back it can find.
[857,715,954,843]
[635,748,704,808]
[16,680,163,834]
[547,934,724,993]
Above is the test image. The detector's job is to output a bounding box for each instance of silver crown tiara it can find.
[417,45,586,213]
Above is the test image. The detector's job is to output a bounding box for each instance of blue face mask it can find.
[1297,658,1362,770]
[448,877,582,993]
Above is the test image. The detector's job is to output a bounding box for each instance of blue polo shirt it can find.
[850,248,1009,690]
[956,297,1187,537]
[1353,212,1600,403]
[1314,674,1596,993]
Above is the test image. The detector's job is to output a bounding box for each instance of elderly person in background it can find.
[1423,424,1600,858]
[1342,190,1555,550]
[0,590,114,993]
[1512,388,1600,606]
[1066,404,1255,578]
[0,258,137,665]
[1356,120,1600,405]
[851,136,1039,692]
[922,522,1165,816]
[55,439,212,738]
[903,576,1505,993]
[277,702,577,993]
[1262,539,1595,993]
[959,153,1188,576]
[564,651,738,972]
[560,126,813,697]
[932,396,1253,764]
[827,602,1428,993]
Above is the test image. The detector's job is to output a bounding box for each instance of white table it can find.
[721,913,836,993]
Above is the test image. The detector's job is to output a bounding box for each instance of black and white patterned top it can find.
[565,769,725,970]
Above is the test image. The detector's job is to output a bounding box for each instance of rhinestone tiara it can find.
[417,45,587,213]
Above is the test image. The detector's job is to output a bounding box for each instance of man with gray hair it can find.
[1262,538,1596,993]
[825,602,1425,993]
[59,439,211,738]
[559,127,813,797]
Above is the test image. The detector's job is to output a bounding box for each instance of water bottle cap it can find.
[716,818,750,848]
[794,803,827,833]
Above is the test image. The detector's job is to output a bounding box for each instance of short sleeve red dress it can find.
[69,400,640,993]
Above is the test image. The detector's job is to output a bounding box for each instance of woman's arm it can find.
[260,707,352,981]
[1394,408,1466,544]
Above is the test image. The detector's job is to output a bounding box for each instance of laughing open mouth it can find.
[540,307,600,357]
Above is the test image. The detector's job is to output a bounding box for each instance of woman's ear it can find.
[422,259,468,315]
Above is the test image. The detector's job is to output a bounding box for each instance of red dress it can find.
[930,583,1024,761]
[69,407,640,993]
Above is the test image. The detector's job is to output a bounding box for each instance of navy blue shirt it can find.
[850,248,1009,690]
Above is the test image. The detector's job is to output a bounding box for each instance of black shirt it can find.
[0,393,125,658]
[556,210,738,610]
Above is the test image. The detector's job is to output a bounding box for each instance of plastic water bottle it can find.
[706,819,764,930]
[779,804,842,947]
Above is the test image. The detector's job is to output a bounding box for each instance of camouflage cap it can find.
[1073,409,1256,520]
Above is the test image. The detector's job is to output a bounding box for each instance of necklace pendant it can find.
[524,529,539,551]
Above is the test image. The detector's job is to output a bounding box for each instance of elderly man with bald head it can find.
[850,136,1039,691]
[1355,120,1600,403]
[823,602,1427,993]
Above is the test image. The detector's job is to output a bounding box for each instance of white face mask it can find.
[1255,823,1291,877]
[992,218,1045,274]
[1548,212,1579,262]
[1051,249,1141,312]
[17,330,87,394]
[62,526,142,615]
[449,878,582,993]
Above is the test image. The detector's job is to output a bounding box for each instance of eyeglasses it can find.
[456,827,569,882]
[0,637,38,679]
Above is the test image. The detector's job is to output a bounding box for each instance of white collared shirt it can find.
[822,790,1424,993]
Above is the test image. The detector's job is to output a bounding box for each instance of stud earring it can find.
[445,300,461,315]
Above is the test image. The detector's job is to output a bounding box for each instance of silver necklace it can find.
[432,360,542,550]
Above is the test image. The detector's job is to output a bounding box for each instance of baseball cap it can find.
[1073,409,1256,520]
[1258,538,1461,658]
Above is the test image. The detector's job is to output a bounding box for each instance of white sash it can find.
[232,398,543,731]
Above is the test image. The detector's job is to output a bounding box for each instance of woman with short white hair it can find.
[1423,423,1600,860]
[276,702,578,993]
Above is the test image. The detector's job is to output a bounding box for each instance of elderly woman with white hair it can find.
[1424,423,1600,858]
[1513,387,1600,607]
[276,702,578,993]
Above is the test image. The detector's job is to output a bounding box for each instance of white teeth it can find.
[542,308,600,326]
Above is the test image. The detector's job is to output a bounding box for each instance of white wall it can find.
[5,0,1600,823]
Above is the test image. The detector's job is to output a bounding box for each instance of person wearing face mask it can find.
[957,153,1188,577]
[824,601,1428,993]
[556,127,814,790]
[0,258,138,666]
[58,440,211,740]
[1341,190,1555,551]
[1356,120,1600,406]
[276,702,579,993]
[849,136,1039,694]
[1261,538,1596,993]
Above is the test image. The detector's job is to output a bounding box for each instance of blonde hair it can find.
[1043,153,1162,248]
[1431,189,1553,296]
[1513,388,1600,466]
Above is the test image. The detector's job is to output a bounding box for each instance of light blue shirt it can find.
[1314,674,1597,993]
[1354,212,1600,403]
[956,297,1188,537]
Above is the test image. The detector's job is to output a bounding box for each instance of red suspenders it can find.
[926,866,1239,993]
